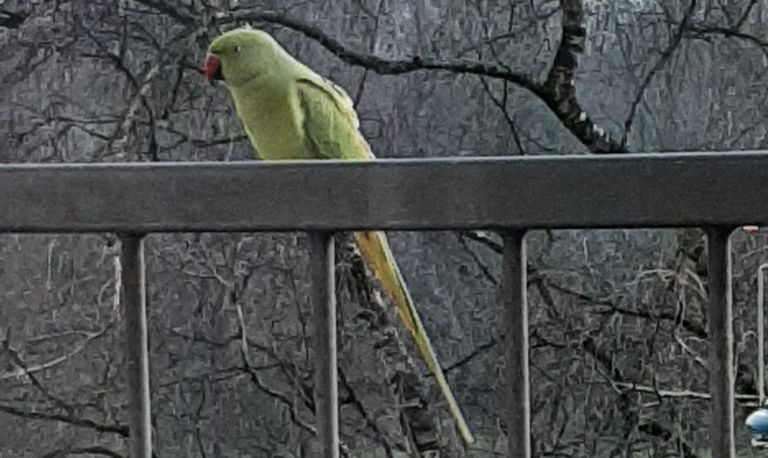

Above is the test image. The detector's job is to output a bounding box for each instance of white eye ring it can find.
[234,45,241,53]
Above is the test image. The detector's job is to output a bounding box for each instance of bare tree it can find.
[0,0,767,456]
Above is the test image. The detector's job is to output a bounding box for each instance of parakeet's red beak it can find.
[204,54,223,83]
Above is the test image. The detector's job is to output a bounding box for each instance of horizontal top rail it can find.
[2,151,768,233]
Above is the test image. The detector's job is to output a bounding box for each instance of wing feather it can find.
[295,76,373,160]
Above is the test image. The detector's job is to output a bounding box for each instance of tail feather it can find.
[354,230,474,444]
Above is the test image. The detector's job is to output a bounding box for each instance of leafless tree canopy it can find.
[0,0,767,456]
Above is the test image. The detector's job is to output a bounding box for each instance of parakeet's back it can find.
[230,58,371,161]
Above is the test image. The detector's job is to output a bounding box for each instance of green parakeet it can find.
[204,26,474,444]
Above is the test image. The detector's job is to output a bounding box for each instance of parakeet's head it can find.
[205,27,282,88]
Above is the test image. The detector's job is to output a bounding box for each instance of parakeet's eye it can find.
[233,45,241,53]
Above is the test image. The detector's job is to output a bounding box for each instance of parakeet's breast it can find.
[231,82,311,160]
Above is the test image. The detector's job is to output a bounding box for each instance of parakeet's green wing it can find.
[296,77,373,160]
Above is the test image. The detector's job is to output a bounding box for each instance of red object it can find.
[204,54,221,82]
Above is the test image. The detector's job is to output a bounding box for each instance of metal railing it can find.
[3,151,768,458]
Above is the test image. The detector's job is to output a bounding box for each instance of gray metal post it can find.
[502,231,530,458]
[707,228,735,458]
[309,232,338,458]
[759,263,768,405]
[120,234,152,458]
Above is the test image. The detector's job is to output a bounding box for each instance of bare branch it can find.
[543,0,621,153]
[608,380,758,402]
[0,9,28,29]
[41,446,124,458]
[0,327,112,381]
[0,403,128,437]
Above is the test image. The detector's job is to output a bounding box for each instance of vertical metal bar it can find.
[309,232,338,458]
[758,263,768,406]
[502,230,530,458]
[759,263,768,405]
[707,228,735,458]
[120,234,152,458]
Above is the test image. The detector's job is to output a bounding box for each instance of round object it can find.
[746,408,768,436]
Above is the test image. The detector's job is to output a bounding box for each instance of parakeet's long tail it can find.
[354,230,475,444]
